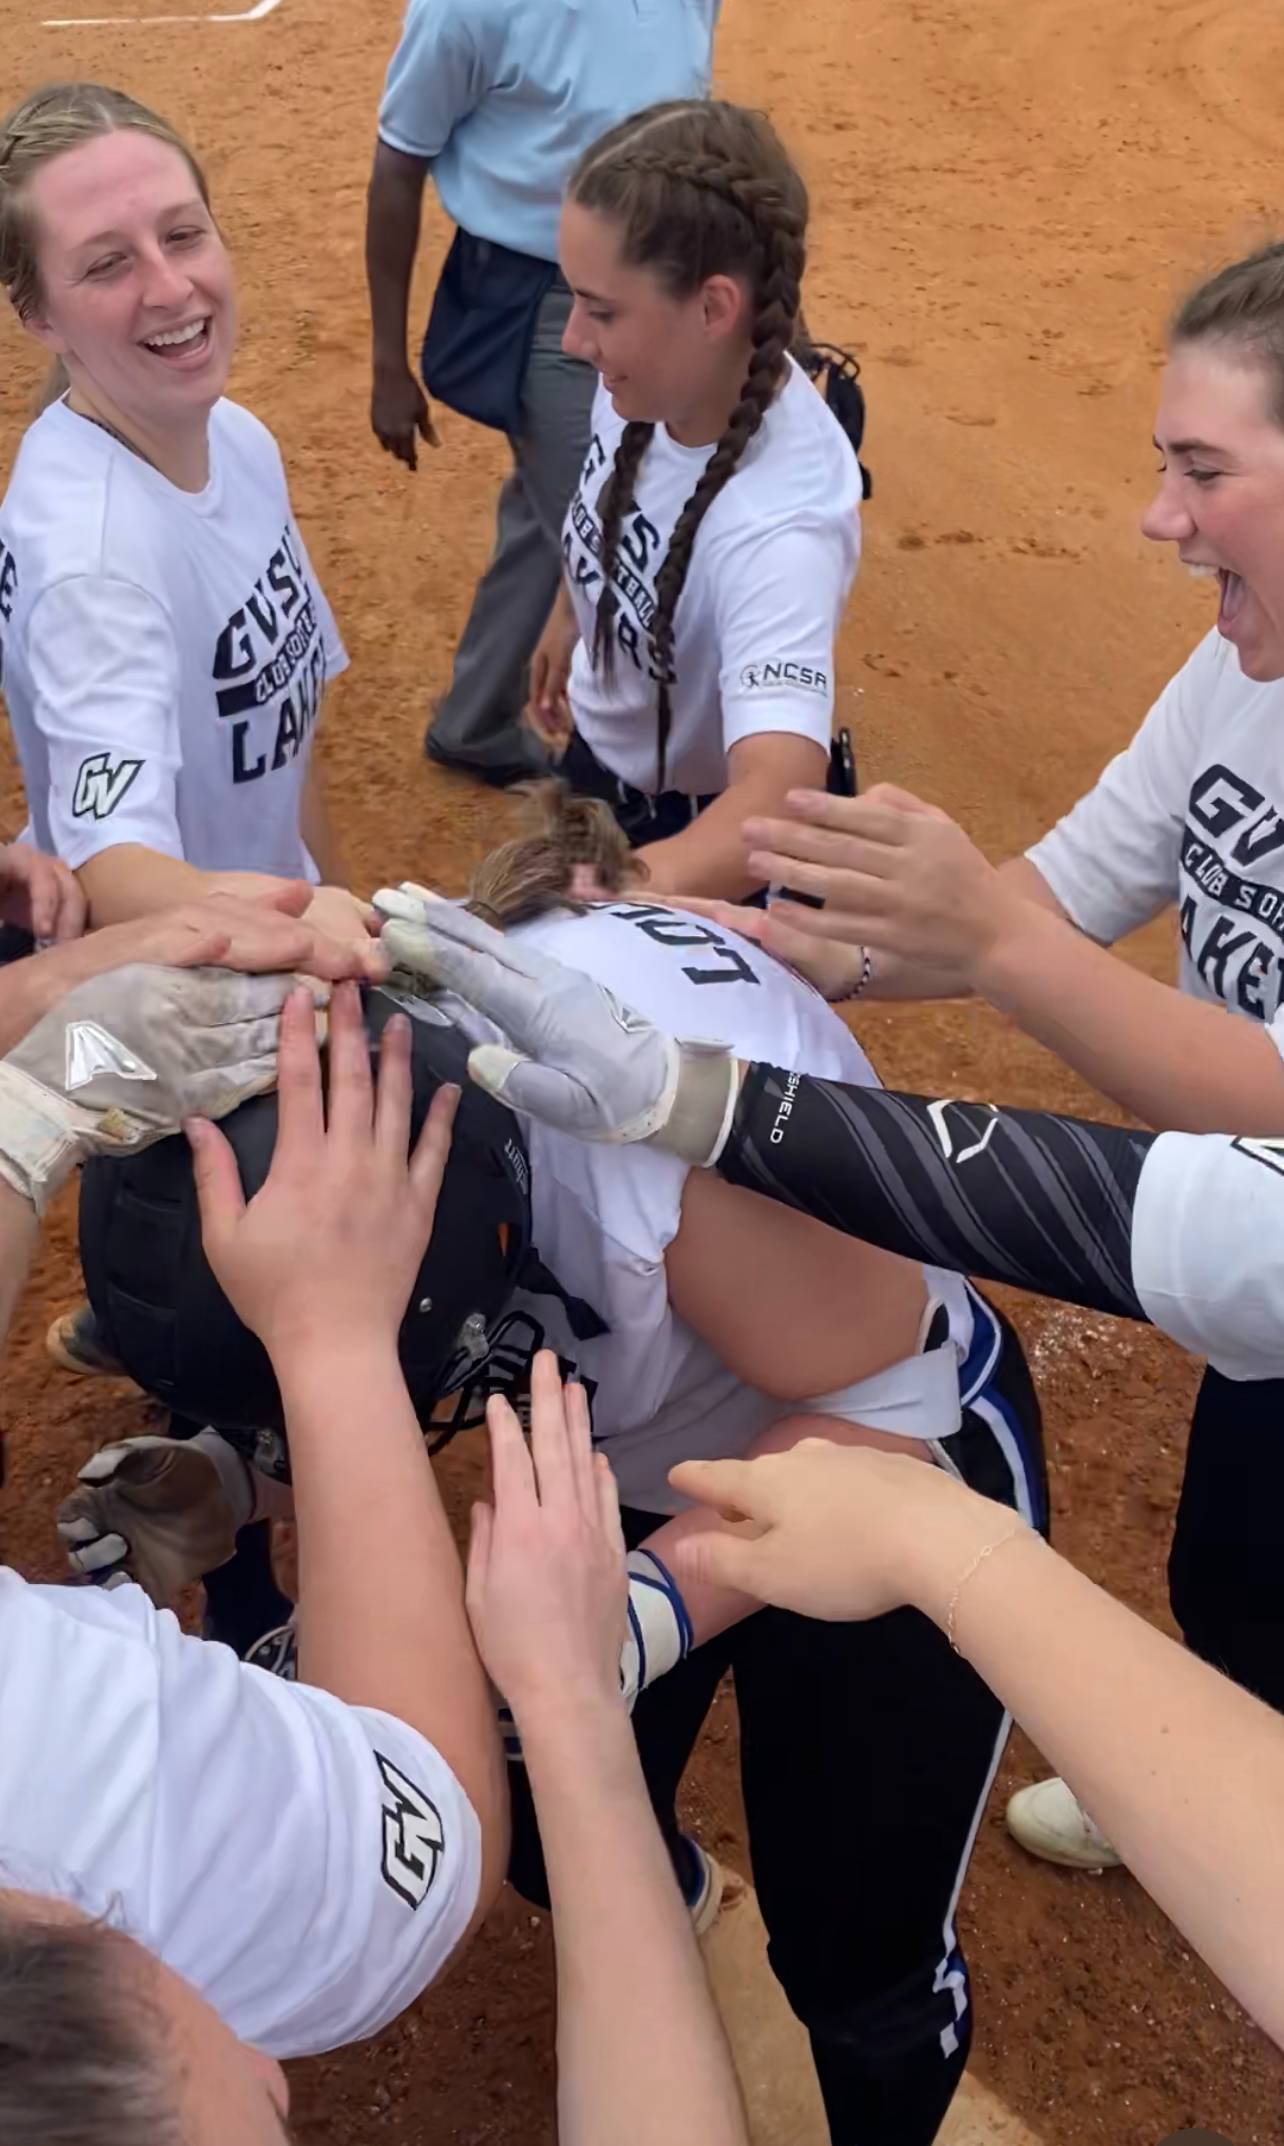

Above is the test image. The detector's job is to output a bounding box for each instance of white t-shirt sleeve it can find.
[0,1578,480,2058]
[26,574,184,869]
[1025,645,1207,942]
[715,518,855,759]
[1131,1122,1284,1381]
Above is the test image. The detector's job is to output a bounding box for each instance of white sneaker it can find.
[683,1838,728,1937]
[1005,1777,1121,1869]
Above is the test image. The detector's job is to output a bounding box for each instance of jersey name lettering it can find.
[607,902,762,987]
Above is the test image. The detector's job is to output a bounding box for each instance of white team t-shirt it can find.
[501,899,972,1512]
[0,398,345,876]
[0,1571,479,2058]
[1027,628,1284,1053]
[562,359,862,798]
[1131,1128,1284,1382]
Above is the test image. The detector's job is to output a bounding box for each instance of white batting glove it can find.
[0,963,294,1213]
[57,1428,255,1605]
[375,887,741,1166]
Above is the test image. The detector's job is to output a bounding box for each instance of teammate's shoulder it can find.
[3,403,113,541]
[720,359,861,531]
[211,396,287,468]
[1165,625,1278,724]
[2,403,185,592]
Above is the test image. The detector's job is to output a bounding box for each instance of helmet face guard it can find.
[78,988,533,1472]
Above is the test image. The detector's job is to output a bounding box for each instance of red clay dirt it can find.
[2,0,1283,2140]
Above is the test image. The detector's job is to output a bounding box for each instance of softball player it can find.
[69,791,1045,2146]
[707,237,1284,1867]
[526,99,862,898]
[0,85,365,946]
[0,949,497,2109]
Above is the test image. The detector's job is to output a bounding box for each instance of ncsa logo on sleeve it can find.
[739,660,829,695]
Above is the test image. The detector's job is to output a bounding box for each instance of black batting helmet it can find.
[77,987,534,1473]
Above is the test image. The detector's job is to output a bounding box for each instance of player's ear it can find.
[700,272,749,345]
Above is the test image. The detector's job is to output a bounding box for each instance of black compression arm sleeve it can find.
[718,1067,1157,1323]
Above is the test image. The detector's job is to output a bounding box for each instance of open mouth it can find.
[141,316,211,362]
[1218,567,1247,628]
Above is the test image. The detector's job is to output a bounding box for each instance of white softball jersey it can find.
[0,398,345,877]
[1028,627,1284,1037]
[504,899,974,1513]
[562,358,862,799]
[0,1570,480,2058]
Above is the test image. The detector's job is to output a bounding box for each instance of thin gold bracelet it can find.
[944,1522,1029,1654]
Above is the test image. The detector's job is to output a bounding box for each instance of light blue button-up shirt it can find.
[378,0,721,263]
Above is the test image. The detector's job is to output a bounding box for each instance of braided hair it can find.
[569,101,807,790]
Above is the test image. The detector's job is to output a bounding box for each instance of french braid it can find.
[592,420,653,680]
[571,103,808,789]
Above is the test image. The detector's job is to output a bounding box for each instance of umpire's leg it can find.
[427,280,595,780]
[1169,1367,1284,1710]
[733,1311,1047,2146]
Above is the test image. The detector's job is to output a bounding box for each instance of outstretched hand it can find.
[375,887,741,1163]
[668,1439,1028,1626]
[740,782,1018,985]
[190,980,458,1360]
[466,1351,627,1723]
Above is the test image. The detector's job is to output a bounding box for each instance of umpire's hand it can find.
[371,360,440,471]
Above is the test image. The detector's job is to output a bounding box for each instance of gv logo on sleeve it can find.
[71,752,144,820]
[375,1752,445,1910]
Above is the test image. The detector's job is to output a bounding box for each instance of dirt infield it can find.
[3,0,1284,2140]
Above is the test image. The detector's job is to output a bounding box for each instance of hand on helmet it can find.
[375,887,742,1165]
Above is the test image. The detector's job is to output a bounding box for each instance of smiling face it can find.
[558,197,750,432]
[22,127,235,430]
[1143,340,1284,680]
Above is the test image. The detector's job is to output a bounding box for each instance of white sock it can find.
[619,1548,694,1711]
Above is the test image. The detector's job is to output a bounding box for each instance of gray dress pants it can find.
[427,279,596,777]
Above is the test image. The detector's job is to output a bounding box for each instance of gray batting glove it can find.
[374,887,741,1165]
[0,963,294,1213]
[57,1428,255,1605]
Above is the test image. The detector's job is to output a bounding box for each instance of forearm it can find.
[719,1064,1155,1320]
[77,845,288,927]
[975,902,1284,1131]
[640,788,768,901]
[519,1700,747,2146]
[366,157,426,368]
[277,1344,505,1867]
[934,1505,1284,2047]
[0,1180,40,1354]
